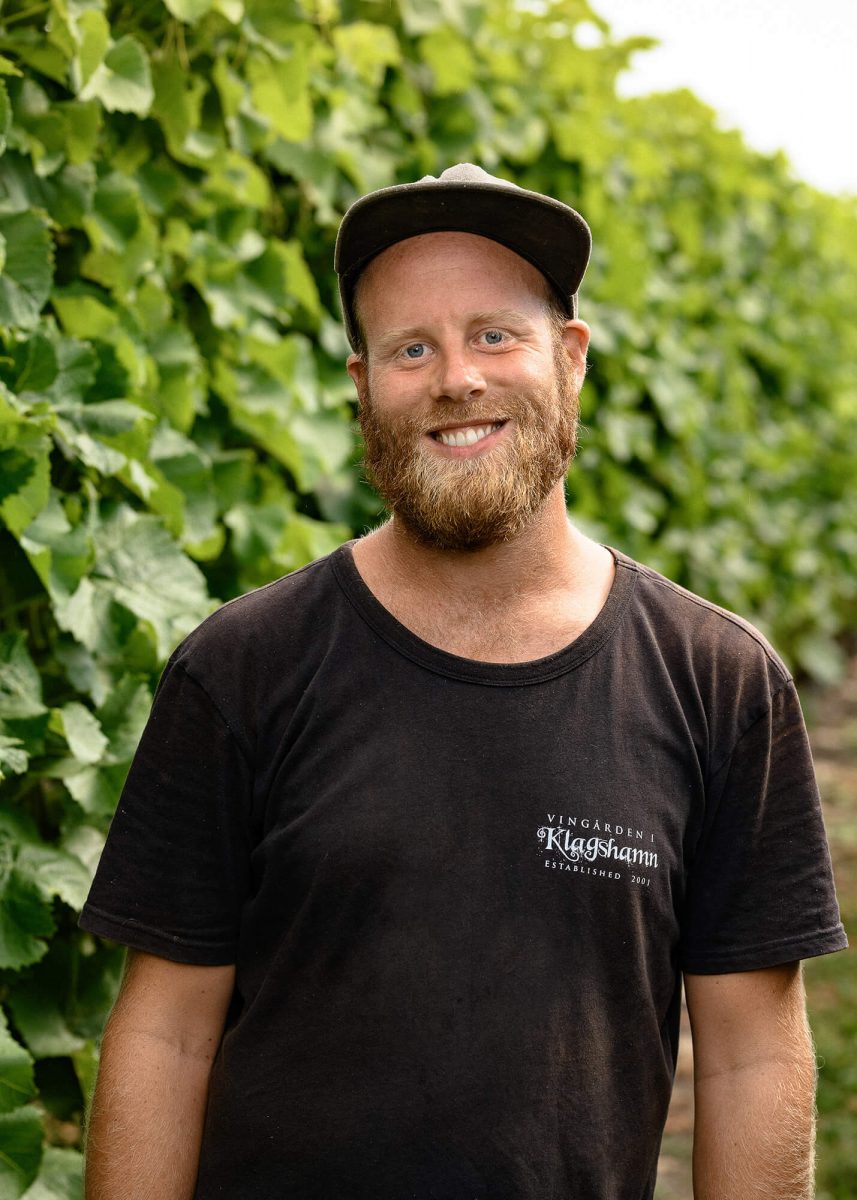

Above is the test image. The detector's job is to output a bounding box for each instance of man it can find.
[80,164,846,1199]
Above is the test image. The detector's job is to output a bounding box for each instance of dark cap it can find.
[334,163,592,350]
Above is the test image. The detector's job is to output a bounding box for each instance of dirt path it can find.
[654,657,857,1199]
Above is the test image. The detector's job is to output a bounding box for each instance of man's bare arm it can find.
[84,948,236,1200]
[685,963,816,1200]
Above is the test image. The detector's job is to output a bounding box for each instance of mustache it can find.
[363,390,556,437]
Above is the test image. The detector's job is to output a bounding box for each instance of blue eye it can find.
[482,330,504,345]
[404,344,426,359]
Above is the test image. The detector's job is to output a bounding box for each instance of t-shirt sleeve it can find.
[680,678,847,974]
[78,658,253,965]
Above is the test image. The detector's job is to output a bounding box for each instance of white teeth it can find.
[436,423,501,447]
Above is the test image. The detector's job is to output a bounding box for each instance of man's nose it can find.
[429,349,488,403]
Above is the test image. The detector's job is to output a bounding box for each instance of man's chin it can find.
[387,489,549,555]
[393,517,512,554]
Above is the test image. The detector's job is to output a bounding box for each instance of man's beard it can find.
[357,342,581,552]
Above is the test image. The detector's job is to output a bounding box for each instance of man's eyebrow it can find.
[466,308,541,329]
[373,326,427,351]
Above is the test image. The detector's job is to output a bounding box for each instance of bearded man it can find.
[81,165,846,1200]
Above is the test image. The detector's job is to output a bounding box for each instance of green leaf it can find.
[0,213,54,330]
[2,34,66,86]
[0,637,46,724]
[276,511,352,574]
[54,702,108,767]
[0,80,11,158]
[90,510,213,659]
[246,50,313,142]
[203,150,270,208]
[49,292,116,339]
[50,578,107,659]
[79,37,153,116]
[53,417,126,477]
[151,59,206,159]
[0,430,51,540]
[20,1147,82,1200]
[0,1105,42,1199]
[118,459,185,537]
[0,737,28,780]
[18,493,92,610]
[42,339,97,408]
[213,0,244,20]
[279,241,321,323]
[5,333,58,394]
[397,0,470,35]
[164,0,216,23]
[64,763,127,823]
[8,940,90,1061]
[224,498,283,560]
[38,162,96,227]
[288,412,354,491]
[84,172,140,254]
[0,834,54,971]
[227,240,321,327]
[418,27,476,95]
[7,981,84,1062]
[150,427,218,550]
[332,23,401,88]
[54,99,101,165]
[73,10,110,92]
[0,634,47,780]
[0,1012,34,1116]
[14,844,91,914]
[147,326,207,432]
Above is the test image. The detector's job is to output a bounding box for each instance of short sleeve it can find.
[680,679,847,973]
[78,659,253,965]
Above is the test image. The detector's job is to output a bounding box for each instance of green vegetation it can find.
[808,943,857,1200]
[0,0,854,1191]
[803,676,857,1200]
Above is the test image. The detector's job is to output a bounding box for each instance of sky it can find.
[582,0,857,196]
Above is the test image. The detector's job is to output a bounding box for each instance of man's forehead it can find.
[358,231,553,302]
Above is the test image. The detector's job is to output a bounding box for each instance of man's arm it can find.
[84,948,236,1200]
[684,963,816,1200]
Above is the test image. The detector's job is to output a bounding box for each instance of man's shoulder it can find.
[613,548,792,689]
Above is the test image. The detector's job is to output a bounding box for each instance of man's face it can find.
[346,232,590,552]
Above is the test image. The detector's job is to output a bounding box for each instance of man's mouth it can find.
[430,421,506,448]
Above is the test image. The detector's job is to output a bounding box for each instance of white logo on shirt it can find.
[538,813,659,882]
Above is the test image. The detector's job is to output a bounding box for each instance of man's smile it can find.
[428,420,508,451]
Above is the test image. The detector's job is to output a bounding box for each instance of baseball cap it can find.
[334,163,592,350]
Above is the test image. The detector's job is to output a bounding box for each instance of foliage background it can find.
[0,0,855,1194]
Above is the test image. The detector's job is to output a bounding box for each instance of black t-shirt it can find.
[80,542,846,1200]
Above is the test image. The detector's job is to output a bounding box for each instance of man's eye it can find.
[481,330,505,345]
[403,343,427,359]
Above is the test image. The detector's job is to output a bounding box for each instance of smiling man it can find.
[81,165,846,1200]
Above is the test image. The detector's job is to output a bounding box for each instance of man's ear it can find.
[346,352,367,397]
[561,320,590,375]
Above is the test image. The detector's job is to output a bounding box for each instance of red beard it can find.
[357,344,581,552]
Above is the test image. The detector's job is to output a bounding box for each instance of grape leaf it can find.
[20,1148,82,1200]
[79,36,153,116]
[0,213,54,330]
[0,1012,34,1116]
[0,1105,43,1199]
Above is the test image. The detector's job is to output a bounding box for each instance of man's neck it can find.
[351,486,616,663]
